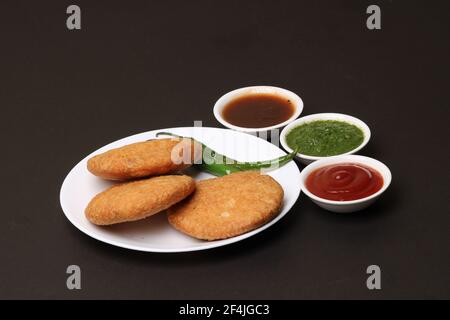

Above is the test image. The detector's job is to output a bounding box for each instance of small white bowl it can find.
[213,86,303,134]
[299,155,392,213]
[280,113,371,165]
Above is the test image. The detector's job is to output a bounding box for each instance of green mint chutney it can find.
[286,120,364,157]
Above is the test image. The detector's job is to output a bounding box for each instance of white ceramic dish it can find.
[213,86,303,134]
[299,155,392,213]
[60,127,301,253]
[280,113,371,164]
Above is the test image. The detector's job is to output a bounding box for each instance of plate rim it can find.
[59,127,301,253]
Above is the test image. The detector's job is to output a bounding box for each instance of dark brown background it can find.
[0,0,449,299]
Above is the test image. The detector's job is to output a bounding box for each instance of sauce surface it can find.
[306,163,383,201]
[222,93,295,128]
[286,120,364,156]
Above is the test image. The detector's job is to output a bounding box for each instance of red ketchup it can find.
[305,163,384,201]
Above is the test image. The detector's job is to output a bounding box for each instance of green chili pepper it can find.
[155,131,299,176]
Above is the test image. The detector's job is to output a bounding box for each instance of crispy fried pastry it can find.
[87,138,200,180]
[86,175,195,225]
[168,171,284,240]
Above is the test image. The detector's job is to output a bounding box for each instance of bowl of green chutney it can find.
[280,113,371,164]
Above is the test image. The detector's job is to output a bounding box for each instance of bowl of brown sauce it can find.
[213,86,303,133]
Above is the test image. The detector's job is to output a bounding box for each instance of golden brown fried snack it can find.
[87,138,200,180]
[86,175,195,225]
[168,171,284,240]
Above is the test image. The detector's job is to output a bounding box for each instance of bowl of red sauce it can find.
[300,155,392,213]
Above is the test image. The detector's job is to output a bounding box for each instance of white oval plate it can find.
[60,127,301,253]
